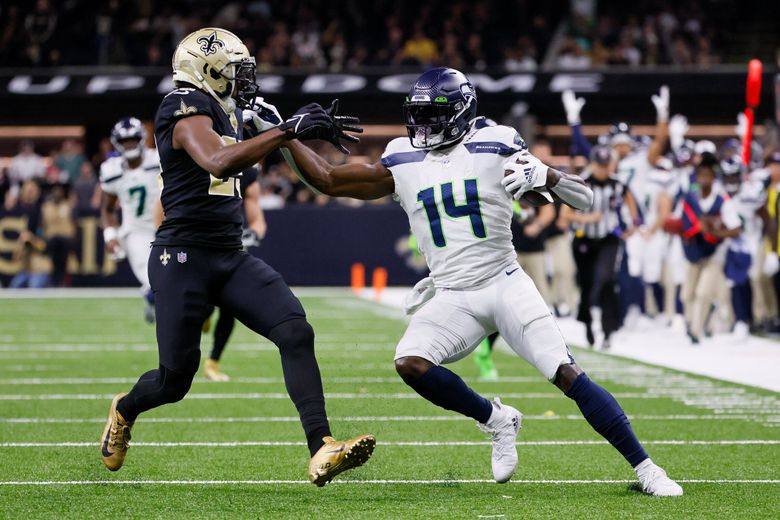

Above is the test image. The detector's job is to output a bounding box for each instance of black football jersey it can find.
[153,87,245,249]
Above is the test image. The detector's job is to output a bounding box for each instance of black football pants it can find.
[573,235,622,339]
[117,245,331,454]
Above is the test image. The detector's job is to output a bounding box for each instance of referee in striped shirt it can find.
[561,145,638,348]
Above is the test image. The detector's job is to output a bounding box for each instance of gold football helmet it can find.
[172,27,259,113]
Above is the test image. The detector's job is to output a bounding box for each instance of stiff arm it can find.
[283,141,395,200]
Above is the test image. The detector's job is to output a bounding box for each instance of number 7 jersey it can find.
[99,148,161,234]
[381,118,527,289]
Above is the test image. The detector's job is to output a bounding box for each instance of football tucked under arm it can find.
[501,154,593,210]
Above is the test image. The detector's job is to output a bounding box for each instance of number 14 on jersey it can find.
[417,179,487,248]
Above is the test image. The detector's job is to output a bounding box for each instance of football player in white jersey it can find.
[283,68,682,496]
[563,88,670,329]
[100,117,161,323]
[721,154,767,337]
[636,157,675,319]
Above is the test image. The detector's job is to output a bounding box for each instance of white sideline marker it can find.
[0,479,778,486]
[2,440,779,448]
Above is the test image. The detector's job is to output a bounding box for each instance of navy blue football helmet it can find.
[110,117,146,160]
[720,154,744,195]
[403,67,477,149]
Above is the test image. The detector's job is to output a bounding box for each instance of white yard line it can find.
[2,440,778,448]
[0,479,777,486]
[2,414,771,424]
[0,392,653,400]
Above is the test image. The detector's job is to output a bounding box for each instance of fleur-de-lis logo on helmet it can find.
[197,30,225,56]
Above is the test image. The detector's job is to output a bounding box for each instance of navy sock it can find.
[650,283,664,314]
[407,365,493,423]
[565,373,648,467]
[675,285,684,314]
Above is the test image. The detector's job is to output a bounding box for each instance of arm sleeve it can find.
[569,123,592,158]
[549,172,594,211]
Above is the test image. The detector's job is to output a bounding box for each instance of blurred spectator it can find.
[53,139,87,185]
[72,162,101,217]
[0,167,12,207]
[8,181,50,289]
[8,141,46,186]
[504,37,538,71]
[259,162,292,209]
[556,37,591,69]
[22,0,58,65]
[401,23,439,66]
[564,1,729,68]
[40,185,75,287]
[0,0,748,70]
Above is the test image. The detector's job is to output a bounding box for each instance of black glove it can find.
[279,103,332,141]
[321,99,363,154]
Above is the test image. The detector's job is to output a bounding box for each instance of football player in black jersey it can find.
[100,28,374,486]
[203,165,266,382]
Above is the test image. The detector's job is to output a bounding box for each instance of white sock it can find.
[485,401,503,427]
[634,457,653,474]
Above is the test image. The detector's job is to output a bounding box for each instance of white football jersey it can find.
[381,119,524,289]
[638,168,674,227]
[731,179,766,240]
[100,148,161,233]
[616,149,651,193]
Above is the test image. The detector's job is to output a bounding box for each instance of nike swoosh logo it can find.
[325,446,345,454]
[101,432,113,457]
[506,268,519,276]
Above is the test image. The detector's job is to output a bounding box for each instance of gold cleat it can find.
[100,393,134,471]
[203,358,230,382]
[308,434,376,487]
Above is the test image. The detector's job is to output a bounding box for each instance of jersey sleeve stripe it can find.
[463,142,521,156]
[381,150,428,168]
[101,173,123,184]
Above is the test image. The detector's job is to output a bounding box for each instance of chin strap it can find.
[549,172,594,211]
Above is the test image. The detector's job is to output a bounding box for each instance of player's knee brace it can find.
[268,318,315,356]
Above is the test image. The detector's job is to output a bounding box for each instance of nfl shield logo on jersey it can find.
[177,251,187,264]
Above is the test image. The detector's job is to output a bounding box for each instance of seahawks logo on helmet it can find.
[197,31,225,56]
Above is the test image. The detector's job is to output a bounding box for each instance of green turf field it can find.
[0,291,778,519]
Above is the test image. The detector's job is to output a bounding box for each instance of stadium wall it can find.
[0,205,426,287]
[0,69,776,128]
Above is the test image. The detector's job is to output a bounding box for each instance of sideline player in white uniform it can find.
[100,117,161,322]
[284,68,683,496]
[636,157,675,317]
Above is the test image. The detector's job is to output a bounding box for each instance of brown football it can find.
[662,217,683,235]
[520,190,552,207]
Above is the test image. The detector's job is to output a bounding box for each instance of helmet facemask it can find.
[232,58,259,110]
[114,138,143,160]
[403,95,475,150]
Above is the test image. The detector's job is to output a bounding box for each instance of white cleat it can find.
[478,397,522,483]
[635,459,684,496]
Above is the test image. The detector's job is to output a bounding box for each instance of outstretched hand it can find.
[279,103,333,141]
[323,99,363,154]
